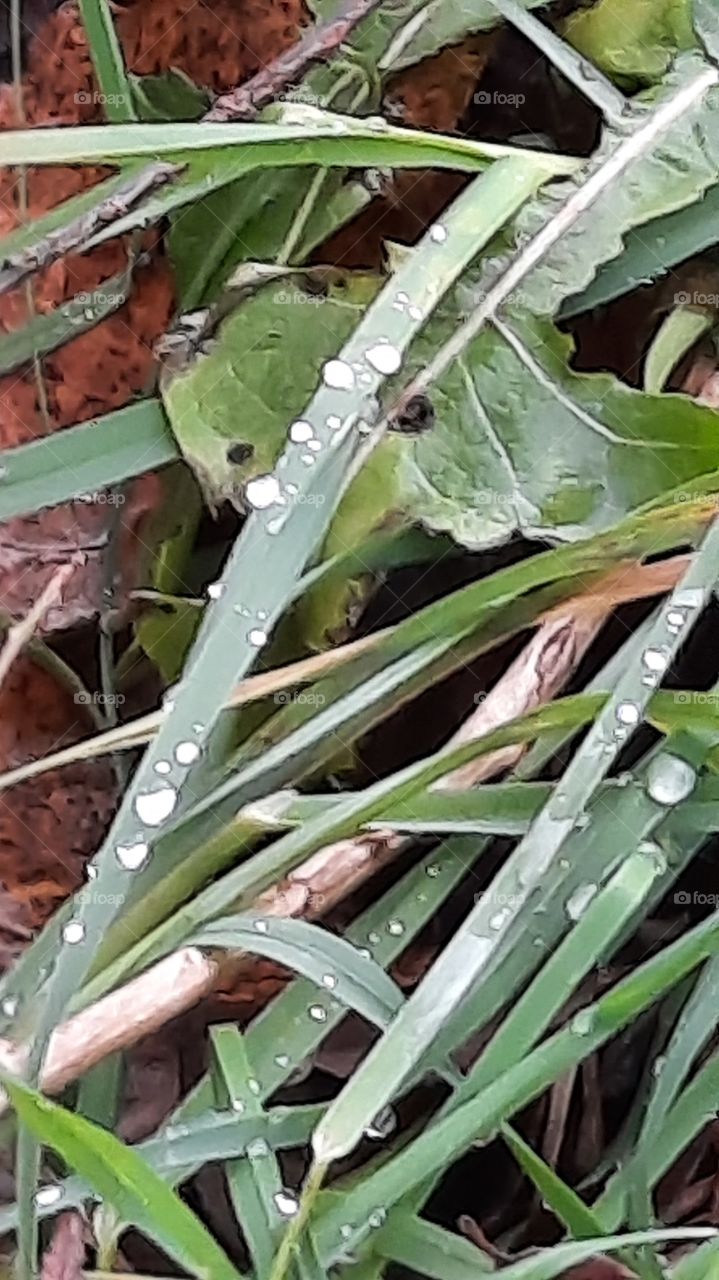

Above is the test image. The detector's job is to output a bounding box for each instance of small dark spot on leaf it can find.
[391,395,435,435]
[227,441,254,465]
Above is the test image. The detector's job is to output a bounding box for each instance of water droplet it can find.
[208,581,225,600]
[285,482,299,495]
[369,1209,386,1228]
[289,420,314,443]
[246,1137,269,1157]
[673,587,704,609]
[257,610,268,621]
[364,1105,397,1140]
[430,224,447,243]
[489,908,511,931]
[2,996,17,1017]
[322,973,337,988]
[192,722,204,734]
[231,1098,245,1113]
[643,647,669,674]
[559,858,570,870]
[365,341,402,376]
[571,1008,593,1035]
[267,515,287,533]
[35,1185,62,1208]
[566,882,597,922]
[116,840,149,871]
[86,864,98,881]
[248,629,268,647]
[408,305,423,322]
[395,291,410,305]
[301,453,316,465]
[616,701,640,727]
[323,358,355,390]
[175,741,200,766]
[248,1077,261,1096]
[62,920,85,945]
[387,919,404,936]
[246,474,281,509]
[275,1053,290,1068]
[653,1055,666,1077]
[274,1190,300,1217]
[574,812,590,831]
[154,760,171,776]
[340,1225,354,1240]
[309,1004,328,1022]
[646,753,697,806]
[666,609,687,634]
[368,931,380,944]
[254,918,269,933]
[426,864,441,877]
[356,946,371,958]
[327,414,342,430]
[135,785,177,827]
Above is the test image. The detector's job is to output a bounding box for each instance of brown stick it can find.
[0,554,691,1106]
[0,165,179,296]
[205,0,384,121]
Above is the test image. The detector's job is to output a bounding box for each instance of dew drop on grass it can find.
[301,453,316,466]
[430,224,447,243]
[289,420,314,443]
[356,947,371,959]
[367,931,380,944]
[309,1004,328,1022]
[62,920,85,945]
[322,973,338,989]
[285,482,299,496]
[116,840,149,871]
[489,908,510,931]
[246,1137,269,1157]
[248,1077,261,1095]
[369,1209,387,1228]
[666,609,687,634]
[566,882,597,922]
[387,919,405,936]
[426,863,441,877]
[571,1008,593,1035]
[135,785,178,826]
[231,1098,245,1113]
[274,1190,300,1217]
[1,996,17,1017]
[86,864,98,881]
[35,1185,62,1208]
[327,414,342,430]
[340,1225,354,1240]
[616,701,640,726]
[275,1054,290,1069]
[642,647,669,674]
[646,754,697,806]
[673,587,704,609]
[254,918,269,933]
[364,1105,397,1140]
[207,581,225,600]
[365,341,402,375]
[248,629,268,647]
[246,474,281,509]
[154,760,171,776]
[323,359,356,390]
[175,741,200,766]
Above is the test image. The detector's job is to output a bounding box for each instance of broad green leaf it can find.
[131,69,208,121]
[1,1075,243,1280]
[562,0,695,86]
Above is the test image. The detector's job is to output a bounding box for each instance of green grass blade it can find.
[0,265,133,375]
[0,401,177,520]
[77,0,136,122]
[1,1075,244,1279]
[195,916,404,1028]
[374,1214,495,1278]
